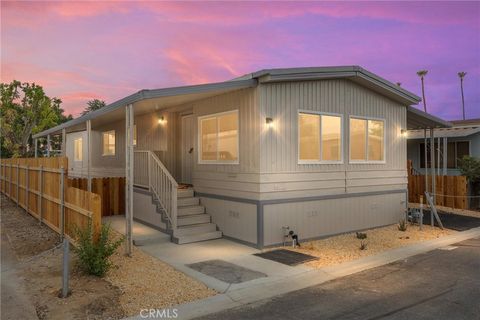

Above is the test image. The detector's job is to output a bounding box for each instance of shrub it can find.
[359,240,367,250]
[398,219,408,232]
[356,232,367,239]
[73,221,124,277]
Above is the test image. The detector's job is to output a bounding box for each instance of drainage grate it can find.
[254,249,317,266]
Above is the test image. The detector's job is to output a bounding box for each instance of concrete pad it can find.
[187,260,267,284]
[103,215,170,246]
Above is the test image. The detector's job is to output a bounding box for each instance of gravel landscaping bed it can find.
[1,194,215,319]
[106,240,216,316]
[287,224,454,268]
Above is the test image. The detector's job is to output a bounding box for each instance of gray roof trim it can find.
[33,79,257,138]
[251,66,421,104]
[407,106,452,129]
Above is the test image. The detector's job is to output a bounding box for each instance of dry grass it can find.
[105,236,216,317]
[289,224,454,269]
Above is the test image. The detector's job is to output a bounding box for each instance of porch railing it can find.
[134,150,178,232]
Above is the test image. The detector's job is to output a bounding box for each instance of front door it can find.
[181,115,194,184]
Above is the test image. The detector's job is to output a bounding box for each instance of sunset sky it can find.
[2,1,479,120]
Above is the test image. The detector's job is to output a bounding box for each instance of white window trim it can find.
[102,130,116,156]
[297,110,344,164]
[74,138,83,162]
[197,110,239,165]
[348,115,386,164]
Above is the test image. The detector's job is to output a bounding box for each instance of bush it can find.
[398,219,408,232]
[356,232,367,239]
[359,240,367,250]
[73,221,124,277]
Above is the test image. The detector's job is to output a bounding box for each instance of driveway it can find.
[196,237,480,320]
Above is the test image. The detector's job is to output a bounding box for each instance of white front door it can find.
[181,115,194,184]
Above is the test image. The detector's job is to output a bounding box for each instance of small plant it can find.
[73,221,124,277]
[398,219,408,232]
[359,240,367,250]
[356,232,367,239]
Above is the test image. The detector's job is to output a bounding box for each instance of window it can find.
[74,138,82,161]
[420,141,469,169]
[102,130,115,156]
[298,112,342,162]
[199,110,238,163]
[349,117,385,162]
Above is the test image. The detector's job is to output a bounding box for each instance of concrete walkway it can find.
[127,226,480,320]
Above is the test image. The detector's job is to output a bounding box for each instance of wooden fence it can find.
[408,174,468,209]
[0,157,101,239]
[67,177,125,216]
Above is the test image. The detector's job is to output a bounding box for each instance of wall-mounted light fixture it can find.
[266,117,274,128]
[158,116,166,125]
[401,129,407,137]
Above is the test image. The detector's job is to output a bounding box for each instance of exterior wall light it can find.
[266,117,274,128]
[401,129,407,137]
[158,116,166,125]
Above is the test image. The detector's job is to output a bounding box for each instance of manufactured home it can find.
[407,118,480,176]
[33,66,451,248]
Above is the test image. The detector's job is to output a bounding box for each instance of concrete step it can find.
[178,188,194,198]
[177,214,211,226]
[178,197,200,207]
[174,223,218,236]
[173,230,223,245]
[178,205,205,216]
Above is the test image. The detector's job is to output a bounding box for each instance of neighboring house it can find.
[407,118,480,176]
[33,66,450,247]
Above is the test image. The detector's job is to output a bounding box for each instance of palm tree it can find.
[458,72,467,120]
[417,70,428,112]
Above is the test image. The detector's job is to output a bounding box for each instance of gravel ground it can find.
[106,239,216,317]
[1,194,216,319]
[287,224,454,268]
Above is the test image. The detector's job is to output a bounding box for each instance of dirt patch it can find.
[1,194,216,319]
[285,224,455,268]
[1,196,61,260]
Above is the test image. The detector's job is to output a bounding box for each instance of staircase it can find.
[134,150,222,245]
[153,187,222,244]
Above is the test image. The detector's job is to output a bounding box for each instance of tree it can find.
[458,155,480,209]
[416,70,428,113]
[81,99,106,116]
[0,80,71,157]
[458,72,467,120]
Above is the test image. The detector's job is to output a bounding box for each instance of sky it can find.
[1,1,479,120]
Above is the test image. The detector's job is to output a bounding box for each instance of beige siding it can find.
[263,192,406,246]
[200,197,257,244]
[258,79,408,199]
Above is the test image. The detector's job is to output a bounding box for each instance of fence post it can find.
[39,165,43,225]
[16,164,19,206]
[59,166,65,239]
[25,165,29,214]
[61,237,70,298]
[9,164,12,197]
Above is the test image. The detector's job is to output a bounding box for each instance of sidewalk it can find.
[129,226,480,320]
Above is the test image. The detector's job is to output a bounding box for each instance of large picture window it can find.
[102,130,116,156]
[74,138,83,161]
[199,110,238,163]
[349,117,385,162]
[298,112,342,163]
